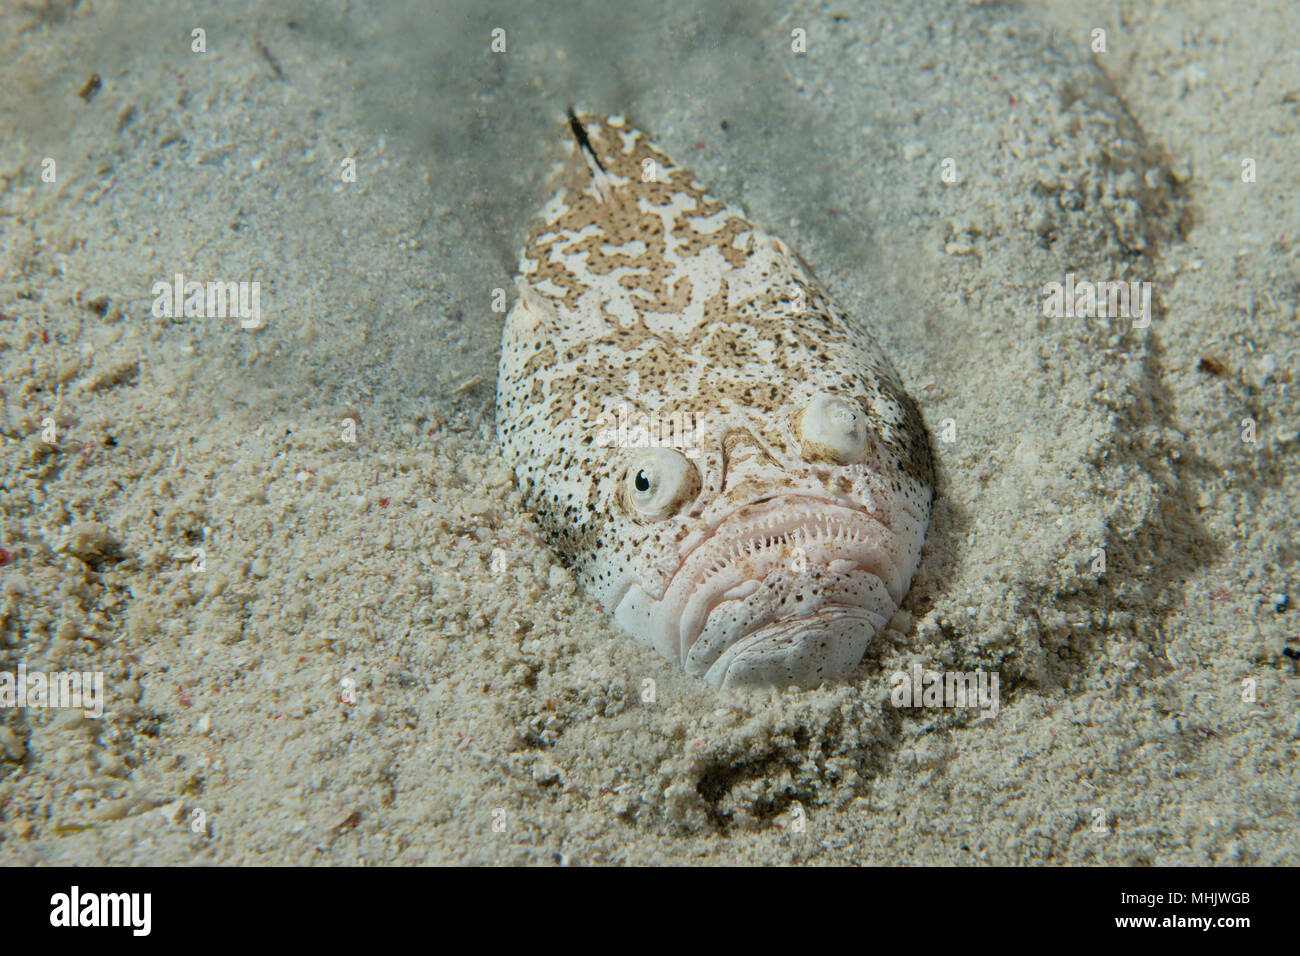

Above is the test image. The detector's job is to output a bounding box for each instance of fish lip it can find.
[656,495,905,666]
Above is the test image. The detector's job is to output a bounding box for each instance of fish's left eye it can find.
[797,392,871,464]
[621,448,700,521]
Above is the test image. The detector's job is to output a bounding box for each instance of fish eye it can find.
[621,448,700,521]
[798,392,870,464]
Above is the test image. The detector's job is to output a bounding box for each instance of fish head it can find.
[496,111,932,690]
[586,377,931,689]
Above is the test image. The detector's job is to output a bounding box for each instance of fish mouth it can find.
[650,496,909,688]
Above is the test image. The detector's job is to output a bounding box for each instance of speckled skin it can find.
[496,113,933,688]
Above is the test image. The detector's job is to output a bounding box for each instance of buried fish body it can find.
[495,112,933,689]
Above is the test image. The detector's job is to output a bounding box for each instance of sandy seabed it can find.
[0,0,1296,864]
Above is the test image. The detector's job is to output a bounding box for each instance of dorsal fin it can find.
[567,107,605,173]
[566,107,614,201]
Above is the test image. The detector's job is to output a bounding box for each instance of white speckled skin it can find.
[496,113,933,688]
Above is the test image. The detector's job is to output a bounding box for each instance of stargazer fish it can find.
[495,111,933,689]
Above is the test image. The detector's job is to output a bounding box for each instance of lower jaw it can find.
[688,604,891,689]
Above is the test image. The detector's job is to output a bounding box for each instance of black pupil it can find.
[634,470,651,493]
